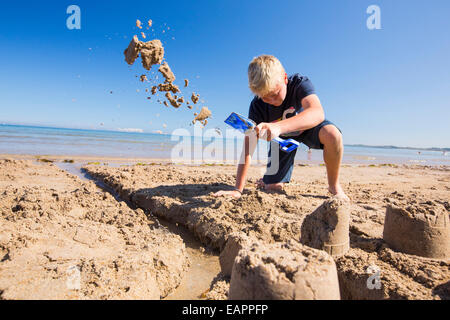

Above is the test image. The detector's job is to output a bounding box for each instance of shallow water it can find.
[3,124,449,166]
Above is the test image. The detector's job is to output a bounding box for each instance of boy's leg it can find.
[259,141,297,191]
[299,120,349,200]
[318,125,348,199]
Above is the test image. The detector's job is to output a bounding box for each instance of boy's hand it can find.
[212,190,242,199]
[254,122,281,141]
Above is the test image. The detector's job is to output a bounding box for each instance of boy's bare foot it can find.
[256,179,284,192]
[328,185,350,201]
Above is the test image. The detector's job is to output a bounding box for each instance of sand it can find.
[159,62,175,83]
[229,238,341,300]
[383,202,449,259]
[191,92,200,104]
[1,155,449,300]
[123,21,212,124]
[139,74,147,82]
[124,36,164,71]
[300,198,350,256]
[0,159,189,299]
[158,83,180,94]
[165,92,181,108]
[81,161,450,300]
[192,107,212,125]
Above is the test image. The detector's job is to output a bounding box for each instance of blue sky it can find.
[0,0,449,148]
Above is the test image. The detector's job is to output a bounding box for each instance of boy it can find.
[214,55,348,200]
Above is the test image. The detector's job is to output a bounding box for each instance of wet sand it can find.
[0,154,449,300]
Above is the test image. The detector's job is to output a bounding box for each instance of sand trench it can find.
[58,161,223,300]
[0,159,201,299]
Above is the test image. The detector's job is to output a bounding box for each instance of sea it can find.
[0,124,448,166]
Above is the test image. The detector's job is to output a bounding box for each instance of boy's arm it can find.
[255,94,325,140]
[235,132,257,191]
[214,132,258,198]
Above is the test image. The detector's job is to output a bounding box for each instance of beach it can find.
[2,0,450,304]
[0,153,448,299]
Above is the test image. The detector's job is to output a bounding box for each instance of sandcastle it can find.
[383,201,449,259]
[227,237,341,300]
[219,232,252,277]
[300,197,350,257]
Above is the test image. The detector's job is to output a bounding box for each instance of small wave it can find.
[352,155,376,160]
[117,128,144,133]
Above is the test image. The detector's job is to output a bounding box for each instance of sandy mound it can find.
[229,238,340,300]
[83,164,308,250]
[300,198,350,256]
[82,163,450,300]
[383,202,449,259]
[0,159,189,299]
[219,232,253,277]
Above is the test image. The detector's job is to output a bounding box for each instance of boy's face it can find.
[260,73,288,107]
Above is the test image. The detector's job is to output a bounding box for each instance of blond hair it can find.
[248,55,286,97]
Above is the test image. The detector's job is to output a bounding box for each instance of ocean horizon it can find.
[0,124,448,165]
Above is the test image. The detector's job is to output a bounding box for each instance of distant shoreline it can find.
[345,144,450,152]
[1,123,449,152]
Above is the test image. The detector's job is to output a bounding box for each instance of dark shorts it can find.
[262,120,341,184]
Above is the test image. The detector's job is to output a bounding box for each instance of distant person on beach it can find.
[214,55,348,200]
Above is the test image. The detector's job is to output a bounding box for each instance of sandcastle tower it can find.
[219,232,252,277]
[383,202,449,259]
[300,197,350,257]
[228,238,341,300]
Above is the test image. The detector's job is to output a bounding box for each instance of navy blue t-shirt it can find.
[248,74,315,137]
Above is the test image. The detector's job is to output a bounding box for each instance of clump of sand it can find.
[158,83,180,94]
[124,35,164,71]
[159,62,175,83]
[165,92,181,108]
[123,20,212,125]
[192,107,212,126]
[191,93,200,104]
[140,74,147,82]
[157,62,180,95]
